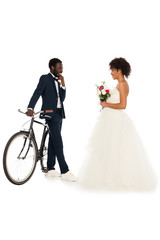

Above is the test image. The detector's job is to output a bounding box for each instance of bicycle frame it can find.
[18,110,49,167]
[33,119,49,161]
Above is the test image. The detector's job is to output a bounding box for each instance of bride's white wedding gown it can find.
[78,88,157,191]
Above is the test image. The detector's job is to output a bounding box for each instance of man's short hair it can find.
[49,58,62,69]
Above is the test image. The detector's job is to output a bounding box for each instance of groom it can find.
[26,58,76,181]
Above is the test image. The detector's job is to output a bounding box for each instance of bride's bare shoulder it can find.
[118,81,129,95]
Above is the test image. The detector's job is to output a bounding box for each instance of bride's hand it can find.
[100,101,108,107]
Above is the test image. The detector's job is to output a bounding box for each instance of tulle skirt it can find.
[78,107,157,192]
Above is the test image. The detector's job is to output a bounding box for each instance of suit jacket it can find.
[28,73,66,119]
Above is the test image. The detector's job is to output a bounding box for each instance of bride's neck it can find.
[117,76,125,83]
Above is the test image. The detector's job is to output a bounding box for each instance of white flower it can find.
[104,85,107,90]
[97,89,101,95]
[102,89,106,95]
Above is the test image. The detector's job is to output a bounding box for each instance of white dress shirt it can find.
[50,72,66,108]
[28,73,66,110]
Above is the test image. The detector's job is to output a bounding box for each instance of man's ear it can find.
[51,66,55,72]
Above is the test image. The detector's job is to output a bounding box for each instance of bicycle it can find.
[3,109,51,185]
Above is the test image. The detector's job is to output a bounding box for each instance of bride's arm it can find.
[100,82,127,109]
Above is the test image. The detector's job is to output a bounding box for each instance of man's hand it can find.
[26,109,34,117]
[57,73,65,87]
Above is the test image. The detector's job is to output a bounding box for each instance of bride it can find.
[78,57,157,191]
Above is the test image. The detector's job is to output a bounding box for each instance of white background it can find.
[0,0,160,239]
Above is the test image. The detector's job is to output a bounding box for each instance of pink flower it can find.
[105,89,110,93]
[99,85,103,90]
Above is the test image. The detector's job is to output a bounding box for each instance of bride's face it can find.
[110,68,118,80]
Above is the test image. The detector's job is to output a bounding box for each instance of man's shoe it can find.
[61,171,77,182]
[45,170,61,177]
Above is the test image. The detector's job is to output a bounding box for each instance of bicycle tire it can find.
[3,131,38,185]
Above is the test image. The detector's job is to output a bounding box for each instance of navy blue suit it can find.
[28,73,69,173]
[28,73,66,119]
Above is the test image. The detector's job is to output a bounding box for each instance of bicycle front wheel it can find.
[3,131,38,185]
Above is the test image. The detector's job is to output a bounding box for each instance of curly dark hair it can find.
[109,57,131,78]
[49,58,62,69]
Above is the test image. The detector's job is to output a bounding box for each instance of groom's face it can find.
[51,62,63,77]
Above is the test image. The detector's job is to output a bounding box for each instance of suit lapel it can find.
[48,73,58,97]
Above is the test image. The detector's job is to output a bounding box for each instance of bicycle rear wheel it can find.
[3,131,38,185]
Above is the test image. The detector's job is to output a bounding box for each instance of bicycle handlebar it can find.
[18,109,44,116]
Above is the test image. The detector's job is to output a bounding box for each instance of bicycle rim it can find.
[3,132,37,185]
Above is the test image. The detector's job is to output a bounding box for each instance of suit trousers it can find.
[46,109,69,174]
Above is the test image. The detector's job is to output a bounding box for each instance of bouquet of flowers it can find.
[96,81,111,101]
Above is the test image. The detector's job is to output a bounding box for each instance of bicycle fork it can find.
[17,134,33,160]
[17,117,35,160]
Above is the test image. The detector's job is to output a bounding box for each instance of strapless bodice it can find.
[107,88,120,103]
